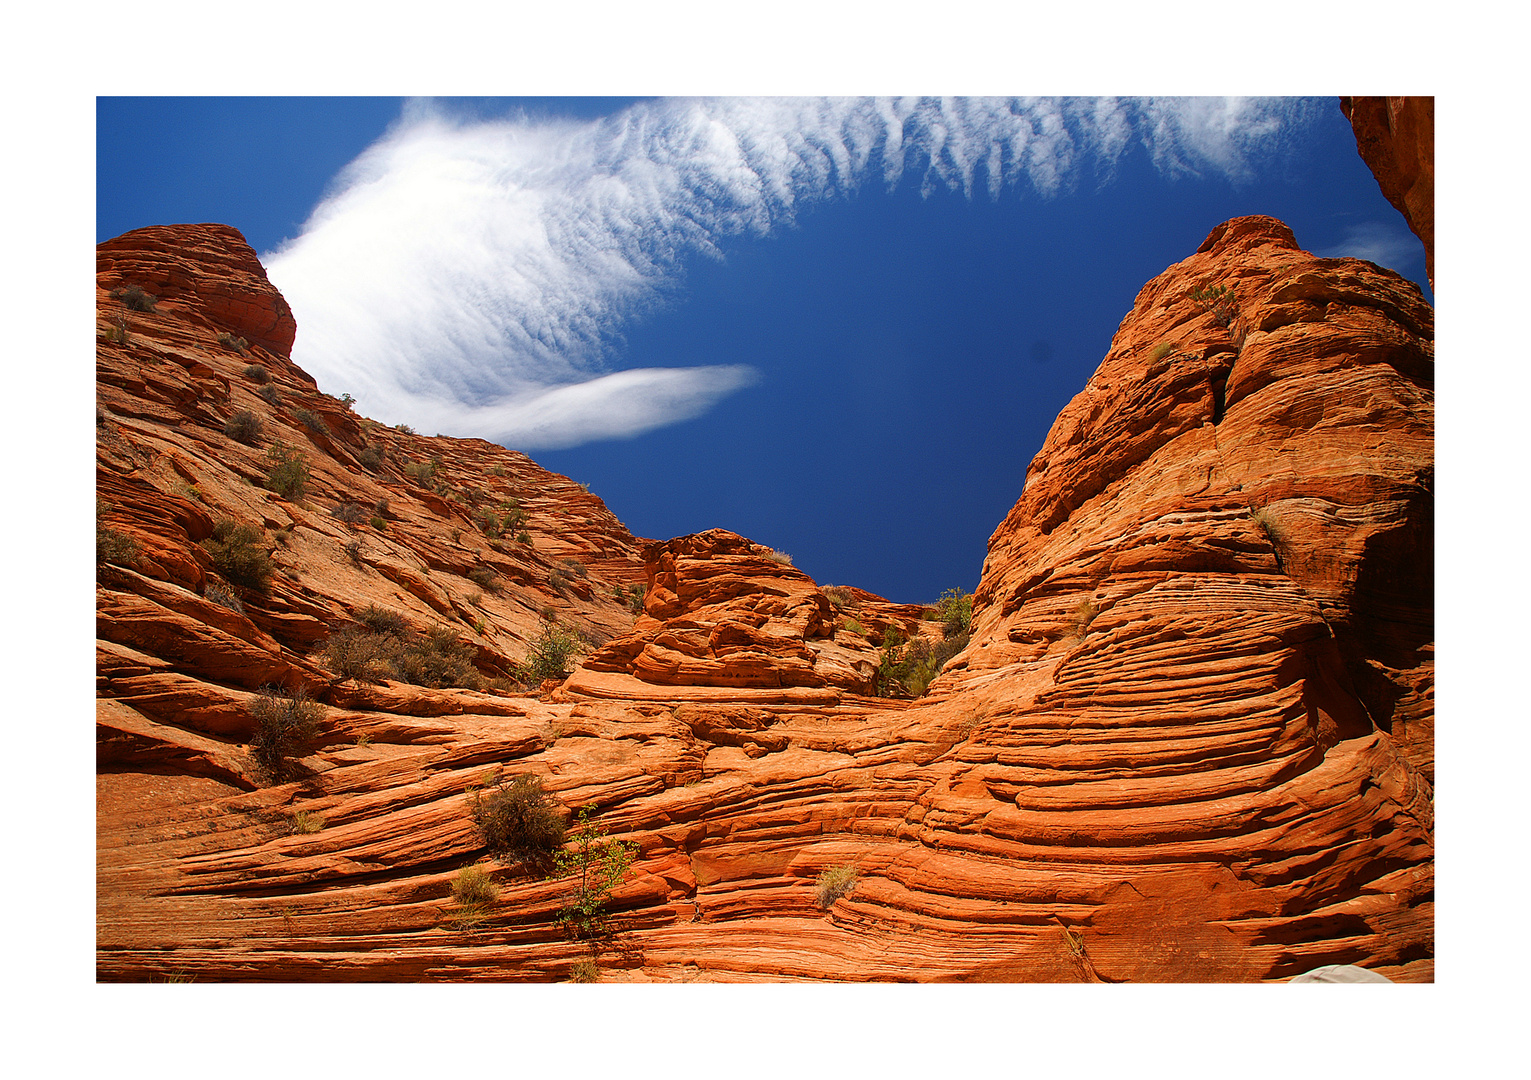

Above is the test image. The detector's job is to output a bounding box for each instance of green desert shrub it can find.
[202,519,273,591]
[1147,341,1174,362]
[264,442,309,500]
[223,409,263,445]
[403,459,437,486]
[933,588,973,638]
[551,806,636,949]
[899,634,969,697]
[217,331,249,353]
[257,383,280,406]
[874,622,968,698]
[96,526,138,570]
[470,774,566,871]
[560,558,588,578]
[112,284,157,312]
[815,865,857,909]
[393,626,481,689]
[323,627,394,682]
[473,501,528,539]
[522,623,580,683]
[243,363,271,384]
[248,687,323,776]
[1190,282,1238,328]
[358,445,384,472]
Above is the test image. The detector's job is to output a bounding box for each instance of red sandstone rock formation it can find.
[1342,96,1435,289]
[571,528,929,698]
[96,216,1432,983]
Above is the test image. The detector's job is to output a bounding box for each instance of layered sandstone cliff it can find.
[96,215,1433,982]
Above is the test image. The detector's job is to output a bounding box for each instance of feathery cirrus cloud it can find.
[263,96,1319,449]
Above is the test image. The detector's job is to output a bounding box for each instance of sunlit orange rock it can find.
[97,212,1432,984]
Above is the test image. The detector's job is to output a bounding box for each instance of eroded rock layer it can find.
[97,216,1433,983]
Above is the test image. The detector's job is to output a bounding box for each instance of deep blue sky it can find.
[96,97,1430,603]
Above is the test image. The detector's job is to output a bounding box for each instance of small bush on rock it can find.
[224,409,263,445]
[264,442,309,500]
[522,623,581,683]
[358,605,408,635]
[815,865,857,909]
[204,583,245,614]
[451,865,500,906]
[112,284,157,312]
[290,810,325,834]
[934,588,973,638]
[96,500,138,570]
[249,687,323,777]
[467,567,501,593]
[470,773,566,871]
[332,501,367,526]
[291,407,327,437]
[203,519,273,591]
[243,363,271,384]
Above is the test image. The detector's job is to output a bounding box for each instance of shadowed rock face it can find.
[1342,96,1435,289]
[96,216,1432,984]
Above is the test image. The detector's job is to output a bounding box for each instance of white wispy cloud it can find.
[264,96,1315,449]
[1317,220,1425,276]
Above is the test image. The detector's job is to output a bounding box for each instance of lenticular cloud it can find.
[264,96,1314,449]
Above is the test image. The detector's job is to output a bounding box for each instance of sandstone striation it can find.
[97,213,1433,983]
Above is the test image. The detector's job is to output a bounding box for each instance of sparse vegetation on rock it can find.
[290,810,325,834]
[96,500,138,571]
[521,623,581,683]
[552,805,636,953]
[815,865,857,909]
[1190,282,1238,328]
[450,865,499,906]
[470,773,566,871]
[202,519,274,591]
[264,442,309,500]
[224,409,263,445]
[249,687,322,777]
[322,620,482,690]
[112,284,157,312]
